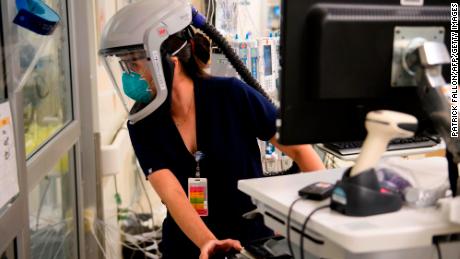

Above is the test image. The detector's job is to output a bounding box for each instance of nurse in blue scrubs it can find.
[122,29,325,258]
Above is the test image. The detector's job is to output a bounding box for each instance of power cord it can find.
[113,175,123,221]
[299,205,329,259]
[286,197,303,258]
[435,241,442,259]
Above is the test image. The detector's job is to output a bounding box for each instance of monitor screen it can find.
[278,0,451,145]
[264,45,273,76]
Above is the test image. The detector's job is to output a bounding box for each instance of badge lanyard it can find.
[188,151,208,216]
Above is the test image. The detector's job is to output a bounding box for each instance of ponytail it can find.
[161,27,210,79]
[191,32,211,68]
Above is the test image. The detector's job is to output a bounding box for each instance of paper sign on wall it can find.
[0,102,19,210]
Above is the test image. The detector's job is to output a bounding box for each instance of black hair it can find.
[160,26,210,79]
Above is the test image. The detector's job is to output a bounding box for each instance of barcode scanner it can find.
[350,110,418,176]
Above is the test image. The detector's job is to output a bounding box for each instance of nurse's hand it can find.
[199,239,242,259]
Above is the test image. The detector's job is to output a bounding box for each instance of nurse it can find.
[99,1,325,258]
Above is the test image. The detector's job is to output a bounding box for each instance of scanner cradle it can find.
[330,167,403,217]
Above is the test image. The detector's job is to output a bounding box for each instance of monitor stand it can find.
[411,41,460,196]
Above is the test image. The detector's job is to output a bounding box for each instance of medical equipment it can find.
[263,141,278,173]
[210,51,238,78]
[210,30,287,174]
[209,34,248,78]
[255,140,295,176]
[213,32,281,104]
[246,33,259,85]
[271,33,281,92]
[257,37,278,101]
[232,35,250,69]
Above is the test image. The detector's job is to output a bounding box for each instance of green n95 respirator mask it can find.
[122,72,153,104]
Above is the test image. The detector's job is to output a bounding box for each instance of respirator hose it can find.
[192,8,300,176]
[192,7,276,107]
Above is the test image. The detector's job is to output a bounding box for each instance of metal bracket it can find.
[391,26,445,87]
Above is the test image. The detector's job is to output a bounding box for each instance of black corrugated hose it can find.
[199,23,277,108]
[192,8,300,175]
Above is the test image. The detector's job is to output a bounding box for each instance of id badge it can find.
[188,178,208,216]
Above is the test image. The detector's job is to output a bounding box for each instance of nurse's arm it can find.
[148,169,241,257]
[148,169,216,246]
[269,136,325,172]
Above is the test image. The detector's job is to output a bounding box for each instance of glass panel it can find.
[28,152,77,259]
[19,0,73,156]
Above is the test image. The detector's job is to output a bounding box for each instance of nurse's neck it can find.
[170,70,195,120]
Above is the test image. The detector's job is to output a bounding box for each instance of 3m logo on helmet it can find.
[157,27,167,37]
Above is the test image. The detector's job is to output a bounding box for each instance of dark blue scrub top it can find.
[127,76,277,258]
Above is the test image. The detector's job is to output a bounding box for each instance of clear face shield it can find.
[100,48,172,126]
[101,48,156,115]
[100,37,190,123]
[98,0,193,124]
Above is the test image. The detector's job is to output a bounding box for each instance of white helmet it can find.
[99,0,192,124]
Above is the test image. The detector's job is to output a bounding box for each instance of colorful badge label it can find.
[188,178,208,216]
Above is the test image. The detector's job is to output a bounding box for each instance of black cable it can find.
[446,150,459,196]
[435,241,442,259]
[286,197,303,258]
[299,205,329,259]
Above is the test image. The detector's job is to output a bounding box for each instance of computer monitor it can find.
[278,0,451,145]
